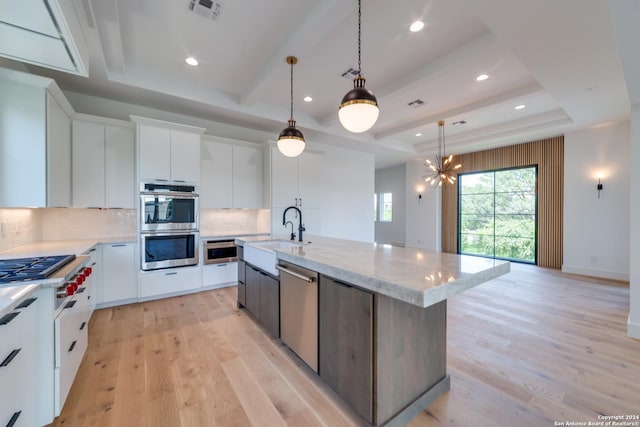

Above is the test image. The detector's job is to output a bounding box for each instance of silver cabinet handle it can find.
[165,272,178,276]
[276,265,315,283]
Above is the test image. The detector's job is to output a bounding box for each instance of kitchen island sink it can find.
[243,239,306,276]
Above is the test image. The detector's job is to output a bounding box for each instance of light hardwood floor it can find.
[50,264,640,427]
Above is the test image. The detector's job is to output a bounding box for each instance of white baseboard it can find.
[628,316,640,339]
[561,264,629,281]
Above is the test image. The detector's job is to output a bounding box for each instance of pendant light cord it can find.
[357,0,362,76]
[289,60,294,120]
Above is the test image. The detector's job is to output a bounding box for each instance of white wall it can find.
[404,159,440,251]
[629,105,640,338]
[375,164,406,246]
[563,122,630,281]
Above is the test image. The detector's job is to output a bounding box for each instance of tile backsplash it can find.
[200,209,270,237]
[41,208,138,240]
[0,209,43,252]
[0,207,270,252]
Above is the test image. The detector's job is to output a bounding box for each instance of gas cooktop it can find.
[0,255,76,284]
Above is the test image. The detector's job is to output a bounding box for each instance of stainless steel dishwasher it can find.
[277,261,318,372]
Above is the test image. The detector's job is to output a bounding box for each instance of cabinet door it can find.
[244,265,260,319]
[259,273,279,338]
[270,147,299,207]
[319,276,373,423]
[101,243,136,304]
[170,130,200,183]
[233,145,263,208]
[297,151,323,208]
[138,125,171,181]
[200,139,233,208]
[72,121,105,208]
[105,125,134,208]
[47,93,72,207]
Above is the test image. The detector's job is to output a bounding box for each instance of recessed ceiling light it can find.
[476,74,489,81]
[514,104,526,110]
[409,21,424,32]
[415,133,422,137]
[185,57,198,66]
[303,96,312,102]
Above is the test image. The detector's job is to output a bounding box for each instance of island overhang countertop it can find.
[239,235,510,308]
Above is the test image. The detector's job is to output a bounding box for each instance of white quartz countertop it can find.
[0,236,136,258]
[239,235,510,308]
[0,237,135,317]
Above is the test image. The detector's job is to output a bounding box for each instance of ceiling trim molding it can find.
[375,82,545,139]
[414,109,571,154]
[239,0,354,107]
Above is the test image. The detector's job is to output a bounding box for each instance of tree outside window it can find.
[458,167,536,263]
[380,193,392,222]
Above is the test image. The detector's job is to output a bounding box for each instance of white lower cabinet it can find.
[0,294,39,427]
[54,293,88,416]
[100,243,137,306]
[202,262,238,289]
[139,266,201,299]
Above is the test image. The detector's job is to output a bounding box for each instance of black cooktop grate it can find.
[0,255,76,284]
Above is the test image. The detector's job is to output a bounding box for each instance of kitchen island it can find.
[238,236,510,427]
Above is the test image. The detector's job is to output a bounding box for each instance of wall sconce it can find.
[597,177,603,199]
[418,193,422,202]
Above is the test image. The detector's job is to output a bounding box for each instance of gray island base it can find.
[237,236,510,426]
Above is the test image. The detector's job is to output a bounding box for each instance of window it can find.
[373,193,378,221]
[458,167,537,263]
[380,192,392,222]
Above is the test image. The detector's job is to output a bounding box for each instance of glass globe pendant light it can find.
[277,56,305,158]
[338,0,379,133]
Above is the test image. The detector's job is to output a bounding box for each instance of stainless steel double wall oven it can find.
[139,182,199,270]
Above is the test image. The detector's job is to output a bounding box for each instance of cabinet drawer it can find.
[202,262,238,288]
[54,309,86,416]
[139,267,200,298]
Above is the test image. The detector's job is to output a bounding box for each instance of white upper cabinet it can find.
[271,147,323,208]
[134,117,204,184]
[233,145,263,209]
[201,139,233,208]
[105,126,135,208]
[170,129,201,183]
[46,92,72,207]
[0,69,73,207]
[137,125,171,181]
[201,137,264,209]
[72,118,135,208]
[72,121,105,208]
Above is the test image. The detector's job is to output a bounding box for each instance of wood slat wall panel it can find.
[441,136,563,268]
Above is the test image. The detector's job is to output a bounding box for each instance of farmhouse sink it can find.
[243,240,305,276]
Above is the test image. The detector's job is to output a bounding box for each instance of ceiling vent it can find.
[340,67,360,79]
[187,0,223,20]
[407,99,425,108]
